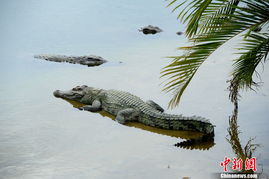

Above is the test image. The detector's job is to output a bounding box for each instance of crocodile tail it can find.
[141,112,215,135]
[167,116,215,135]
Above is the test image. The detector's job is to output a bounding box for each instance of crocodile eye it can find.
[72,87,83,91]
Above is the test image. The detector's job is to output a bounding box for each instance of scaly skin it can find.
[34,54,107,66]
[53,85,215,137]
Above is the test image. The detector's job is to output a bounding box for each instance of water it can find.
[0,0,268,178]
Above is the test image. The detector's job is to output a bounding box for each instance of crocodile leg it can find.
[79,99,101,112]
[115,108,138,124]
[146,100,164,112]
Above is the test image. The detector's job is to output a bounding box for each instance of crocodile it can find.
[53,85,214,138]
[138,25,163,35]
[34,54,107,67]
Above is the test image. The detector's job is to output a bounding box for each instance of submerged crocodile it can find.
[53,85,215,138]
[139,25,163,35]
[34,54,107,67]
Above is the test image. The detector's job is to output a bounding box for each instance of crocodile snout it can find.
[53,90,61,97]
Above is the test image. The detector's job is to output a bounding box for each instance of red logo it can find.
[245,158,257,171]
[220,157,231,172]
[220,157,257,172]
[232,157,243,171]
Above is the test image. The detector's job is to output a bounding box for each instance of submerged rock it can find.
[34,54,107,67]
[139,25,163,35]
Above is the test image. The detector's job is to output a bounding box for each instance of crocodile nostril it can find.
[53,90,61,97]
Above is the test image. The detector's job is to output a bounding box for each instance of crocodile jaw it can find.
[53,89,84,101]
[53,90,68,98]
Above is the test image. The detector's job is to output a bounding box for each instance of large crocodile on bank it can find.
[53,85,215,139]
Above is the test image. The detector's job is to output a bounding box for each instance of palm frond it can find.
[232,33,269,89]
[163,0,269,108]
[167,0,241,38]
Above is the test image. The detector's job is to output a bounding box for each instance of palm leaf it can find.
[232,33,269,89]
[163,0,269,108]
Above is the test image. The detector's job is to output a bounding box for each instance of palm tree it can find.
[161,0,269,108]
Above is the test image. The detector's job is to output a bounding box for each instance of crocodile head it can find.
[53,85,101,104]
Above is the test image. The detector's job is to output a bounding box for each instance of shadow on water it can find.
[226,101,260,174]
[62,99,215,151]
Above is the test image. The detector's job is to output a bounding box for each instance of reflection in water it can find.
[63,99,215,150]
[226,98,260,173]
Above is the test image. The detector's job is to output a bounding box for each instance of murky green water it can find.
[0,0,268,178]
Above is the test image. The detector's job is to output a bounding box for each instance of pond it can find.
[0,0,268,178]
